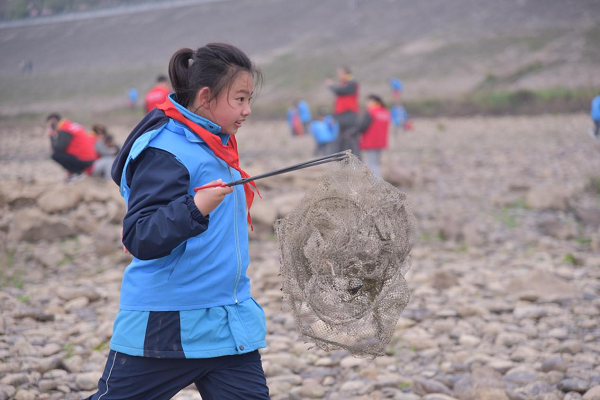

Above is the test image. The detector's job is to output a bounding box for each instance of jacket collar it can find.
[169,94,230,145]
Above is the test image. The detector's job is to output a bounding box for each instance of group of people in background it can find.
[287,67,411,178]
[48,75,172,182]
[126,75,172,113]
[45,114,120,181]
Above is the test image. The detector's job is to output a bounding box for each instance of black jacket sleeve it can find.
[122,147,209,260]
[356,112,373,134]
[50,130,72,153]
[329,81,358,96]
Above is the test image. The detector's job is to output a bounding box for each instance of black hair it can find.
[318,106,329,117]
[367,94,386,108]
[46,113,61,121]
[91,123,108,137]
[156,75,168,83]
[168,43,262,109]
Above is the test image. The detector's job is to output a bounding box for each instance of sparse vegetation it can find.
[17,294,31,303]
[0,248,25,289]
[403,87,599,118]
[575,236,591,245]
[63,343,75,358]
[588,176,600,195]
[499,208,518,228]
[93,341,110,352]
[562,253,578,265]
[58,254,73,267]
[511,198,531,210]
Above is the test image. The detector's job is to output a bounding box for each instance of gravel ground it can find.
[1,114,600,400]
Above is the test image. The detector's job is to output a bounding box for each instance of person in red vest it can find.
[46,113,99,181]
[145,75,171,113]
[356,95,391,178]
[326,66,359,155]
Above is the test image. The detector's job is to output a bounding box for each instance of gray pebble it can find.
[558,379,591,393]
[564,392,583,400]
[542,356,569,373]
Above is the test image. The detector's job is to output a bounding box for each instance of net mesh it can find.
[275,154,416,357]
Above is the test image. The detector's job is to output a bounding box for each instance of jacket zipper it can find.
[229,166,242,304]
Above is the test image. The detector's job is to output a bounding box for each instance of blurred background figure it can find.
[591,93,600,140]
[144,75,170,113]
[20,59,33,74]
[308,106,339,156]
[390,77,403,101]
[355,95,391,178]
[296,99,312,131]
[90,123,120,180]
[127,87,139,109]
[327,66,359,154]
[391,102,411,132]
[390,77,412,133]
[46,113,98,182]
[287,101,305,136]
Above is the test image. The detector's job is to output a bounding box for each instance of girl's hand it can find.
[194,179,233,216]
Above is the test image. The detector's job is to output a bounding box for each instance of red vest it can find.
[359,105,390,150]
[58,119,98,161]
[145,85,171,113]
[334,82,359,114]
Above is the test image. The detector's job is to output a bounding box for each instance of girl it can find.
[85,43,270,400]
[356,94,391,179]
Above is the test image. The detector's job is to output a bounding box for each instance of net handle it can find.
[194,150,351,191]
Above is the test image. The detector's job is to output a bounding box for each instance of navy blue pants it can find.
[83,350,270,400]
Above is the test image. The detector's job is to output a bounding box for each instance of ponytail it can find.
[168,48,194,107]
[166,43,262,109]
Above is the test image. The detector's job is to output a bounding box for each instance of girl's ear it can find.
[196,87,212,109]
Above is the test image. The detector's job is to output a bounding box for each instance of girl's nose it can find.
[242,104,252,117]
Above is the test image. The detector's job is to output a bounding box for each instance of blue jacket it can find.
[112,97,252,311]
[108,95,266,359]
[286,108,297,128]
[391,105,408,127]
[592,95,600,121]
[297,100,312,123]
[309,116,338,145]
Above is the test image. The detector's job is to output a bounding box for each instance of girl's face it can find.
[207,72,254,135]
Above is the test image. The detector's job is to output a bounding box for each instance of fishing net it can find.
[274,154,416,357]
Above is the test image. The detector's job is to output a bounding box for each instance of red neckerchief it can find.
[157,98,261,230]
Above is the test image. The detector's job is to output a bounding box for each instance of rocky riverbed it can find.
[1,114,600,400]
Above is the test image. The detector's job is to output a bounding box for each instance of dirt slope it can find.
[0,0,598,115]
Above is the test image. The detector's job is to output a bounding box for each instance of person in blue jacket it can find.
[127,87,139,109]
[84,43,269,400]
[591,94,600,140]
[296,99,312,129]
[286,105,303,136]
[308,107,338,156]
